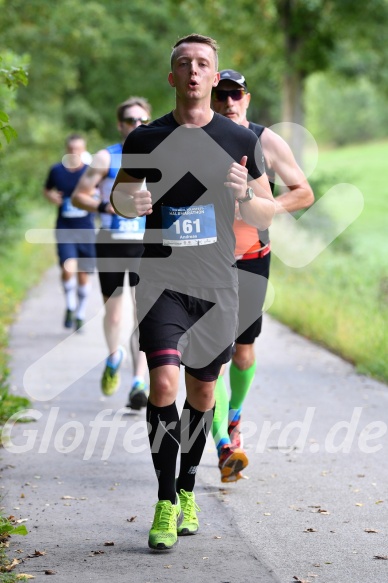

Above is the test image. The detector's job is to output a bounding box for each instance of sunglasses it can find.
[123,117,150,125]
[212,88,246,102]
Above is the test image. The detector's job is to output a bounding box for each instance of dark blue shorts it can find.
[56,229,96,273]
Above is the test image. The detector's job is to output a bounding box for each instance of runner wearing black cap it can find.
[211,69,314,482]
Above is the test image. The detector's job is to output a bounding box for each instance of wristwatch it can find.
[237,187,254,204]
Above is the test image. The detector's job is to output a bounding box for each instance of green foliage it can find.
[0,0,191,140]
[0,169,24,245]
[0,54,28,149]
[0,384,30,427]
[1,0,388,152]
[0,517,28,539]
[0,62,28,89]
[306,73,388,146]
[0,512,28,582]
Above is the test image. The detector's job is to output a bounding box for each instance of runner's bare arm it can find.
[71,149,112,213]
[261,128,314,214]
[43,188,62,206]
[225,156,275,230]
[110,168,152,218]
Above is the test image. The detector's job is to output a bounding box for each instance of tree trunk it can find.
[277,0,306,166]
[282,68,305,166]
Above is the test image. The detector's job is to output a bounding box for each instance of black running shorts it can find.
[96,229,144,297]
[235,253,270,344]
[136,282,238,371]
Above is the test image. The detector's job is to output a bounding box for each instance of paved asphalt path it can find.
[1,266,387,583]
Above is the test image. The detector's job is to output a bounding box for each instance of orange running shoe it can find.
[218,444,248,483]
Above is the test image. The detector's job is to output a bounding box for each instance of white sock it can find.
[63,277,77,311]
[76,283,91,320]
[132,375,145,386]
[107,347,122,367]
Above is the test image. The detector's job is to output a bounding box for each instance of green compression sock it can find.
[211,375,230,453]
[229,361,257,419]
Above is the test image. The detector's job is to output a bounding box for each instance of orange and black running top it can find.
[234,122,275,257]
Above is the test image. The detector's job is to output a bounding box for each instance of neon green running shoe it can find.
[148,498,183,550]
[177,489,200,536]
[101,346,126,396]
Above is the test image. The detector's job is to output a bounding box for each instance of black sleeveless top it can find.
[248,122,275,246]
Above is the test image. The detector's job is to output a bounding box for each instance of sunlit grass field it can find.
[269,140,388,382]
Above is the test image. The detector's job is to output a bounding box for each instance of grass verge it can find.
[0,204,54,579]
[0,204,55,430]
[269,139,388,383]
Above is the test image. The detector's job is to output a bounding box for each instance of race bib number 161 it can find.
[162,204,217,247]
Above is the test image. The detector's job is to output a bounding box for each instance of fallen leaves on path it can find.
[4,557,20,571]
[26,550,46,558]
[304,528,317,533]
[374,555,388,560]
[289,505,304,512]
[364,528,378,533]
[127,516,137,522]
[309,506,330,515]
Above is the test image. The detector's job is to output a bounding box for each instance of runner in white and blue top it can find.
[71,97,152,407]
[97,142,145,296]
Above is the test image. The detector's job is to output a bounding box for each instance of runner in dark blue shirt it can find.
[44,134,96,332]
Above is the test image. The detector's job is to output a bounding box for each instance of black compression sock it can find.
[176,399,215,493]
[147,400,181,504]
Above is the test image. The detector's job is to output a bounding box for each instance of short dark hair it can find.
[65,134,85,147]
[116,96,152,122]
[170,33,219,69]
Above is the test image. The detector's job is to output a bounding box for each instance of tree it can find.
[174,0,388,158]
[0,0,193,141]
[270,0,388,156]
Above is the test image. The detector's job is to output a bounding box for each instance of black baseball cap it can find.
[218,69,248,91]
